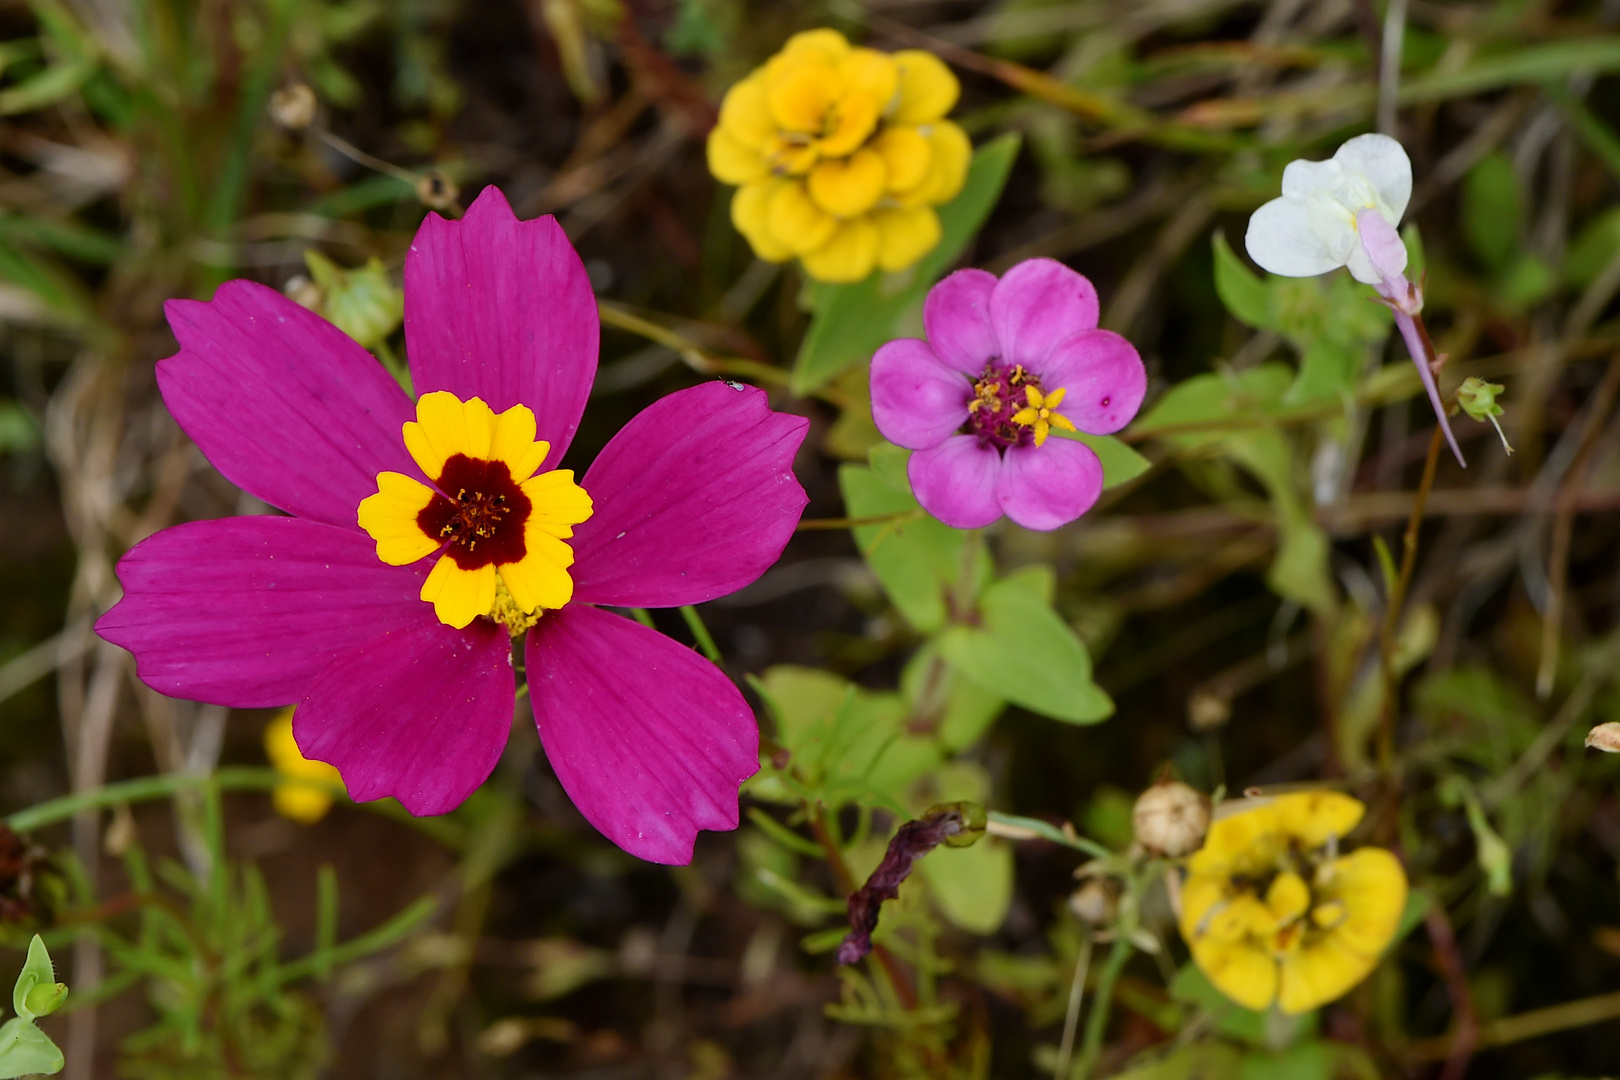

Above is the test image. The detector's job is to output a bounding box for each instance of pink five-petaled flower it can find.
[869,258,1147,530]
[95,187,810,865]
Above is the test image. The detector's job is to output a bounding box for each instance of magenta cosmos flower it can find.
[869,258,1146,530]
[96,188,809,864]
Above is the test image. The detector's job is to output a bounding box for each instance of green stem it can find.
[680,605,723,663]
[1072,939,1131,1080]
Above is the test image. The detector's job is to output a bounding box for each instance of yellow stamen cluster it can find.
[707,29,970,283]
[1178,791,1407,1015]
[1011,385,1076,447]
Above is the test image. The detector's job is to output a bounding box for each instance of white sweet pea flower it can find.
[1245,133,1412,287]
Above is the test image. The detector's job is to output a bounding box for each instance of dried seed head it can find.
[416,170,459,211]
[1587,722,1620,753]
[1132,779,1210,857]
[1068,878,1118,926]
[1187,689,1231,732]
[269,84,318,131]
[283,274,323,311]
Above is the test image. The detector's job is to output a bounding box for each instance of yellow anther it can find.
[1011,384,1077,446]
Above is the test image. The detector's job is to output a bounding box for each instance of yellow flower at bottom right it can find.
[1177,791,1407,1015]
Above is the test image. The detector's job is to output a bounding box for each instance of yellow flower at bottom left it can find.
[264,708,346,824]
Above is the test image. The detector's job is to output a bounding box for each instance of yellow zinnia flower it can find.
[264,708,346,824]
[1177,791,1406,1015]
[707,29,970,283]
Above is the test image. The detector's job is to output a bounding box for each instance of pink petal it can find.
[526,604,758,864]
[569,382,809,608]
[405,187,597,469]
[907,436,1003,529]
[1037,329,1147,435]
[296,617,514,816]
[988,258,1100,368]
[870,339,971,450]
[159,282,419,529]
[96,517,432,708]
[996,437,1103,531]
[923,268,1000,374]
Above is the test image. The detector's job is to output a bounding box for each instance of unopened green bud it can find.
[302,251,404,350]
[1455,377,1514,455]
[1457,376,1505,420]
[923,801,987,848]
[22,981,66,1018]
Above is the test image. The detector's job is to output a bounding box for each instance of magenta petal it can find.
[526,604,758,864]
[870,339,971,450]
[405,187,597,468]
[159,282,418,528]
[570,382,809,607]
[907,436,1003,529]
[96,517,431,709]
[996,438,1103,531]
[923,268,1000,374]
[988,258,1100,368]
[296,618,514,816]
[1038,329,1147,435]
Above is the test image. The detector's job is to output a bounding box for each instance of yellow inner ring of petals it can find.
[357,391,594,634]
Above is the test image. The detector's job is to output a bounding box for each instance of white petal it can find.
[1344,241,1383,284]
[1246,197,1350,278]
[1281,158,1343,199]
[1333,133,1411,223]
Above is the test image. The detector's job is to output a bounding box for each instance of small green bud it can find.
[1455,376,1514,455]
[1456,376,1505,420]
[923,801,987,848]
[20,982,65,1019]
[302,251,404,350]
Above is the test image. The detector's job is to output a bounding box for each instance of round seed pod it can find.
[1132,779,1210,858]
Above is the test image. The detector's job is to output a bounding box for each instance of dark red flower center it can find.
[416,454,532,570]
[964,361,1045,451]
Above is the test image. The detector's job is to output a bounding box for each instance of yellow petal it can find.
[768,181,838,254]
[1191,938,1277,1012]
[898,120,971,208]
[732,182,794,262]
[1277,935,1376,1014]
[519,470,594,534]
[1012,407,1039,427]
[799,217,878,284]
[807,148,887,218]
[1024,385,1044,407]
[1178,874,1228,942]
[1044,386,1068,408]
[892,49,959,124]
[873,206,941,272]
[1204,893,1277,943]
[815,92,879,158]
[1266,871,1310,923]
[765,134,820,177]
[871,126,932,194]
[357,471,440,565]
[499,545,575,612]
[1274,791,1366,849]
[273,785,334,825]
[403,391,495,479]
[264,709,344,825]
[1049,412,1077,433]
[1189,801,1283,877]
[767,60,838,133]
[1317,848,1407,954]
[420,554,496,630]
[489,404,548,483]
[780,28,849,65]
[707,126,768,185]
[718,75,774,149]
[838,48,899,113]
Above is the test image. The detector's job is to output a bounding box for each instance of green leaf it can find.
[900,644,1005,752]
[919,839,1013,934]
[937,575,1112,724]
[1211,230,1273,330]
[838,446,989,633]
[791,133,1022,393]
[1051,429,1151,488]
[1462,152,1521,272]
[13,938,63,1023]
[0,1018,62,1079]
